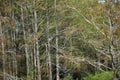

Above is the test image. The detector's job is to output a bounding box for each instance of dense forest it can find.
[0,0,120,80]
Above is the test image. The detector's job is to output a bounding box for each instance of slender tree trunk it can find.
[54,0,60,80]
[12,29,18,79]
[46,35,52,80]
[46,0,52,80]
[47,21,53,80]
[13,30,18,80]
[21,5,29,80]
[8,53,12,75]
[33,43,37,80]
[11,1,18,78]
[0,20,5,80]
[109,17,118,80]
[30,46,34,79]
[33,0,42,80]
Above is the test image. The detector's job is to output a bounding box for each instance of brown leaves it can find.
[0,16,15,28]
[0,16,9,23]
[114,26,120,38]
[0,16,10,27]
[3,6,12,14]
[63,27,80,38]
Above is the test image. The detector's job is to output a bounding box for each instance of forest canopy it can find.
[0,0,120,80]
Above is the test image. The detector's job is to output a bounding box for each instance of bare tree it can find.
[21,5,30,79]
[46,0,52,80]
[54,0,60,80]
[108,11,119,80]
[11,1,18,79]
[0,17,5,80]
[33,0,42,80]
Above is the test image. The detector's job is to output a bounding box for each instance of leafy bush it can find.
[83,71,113,80]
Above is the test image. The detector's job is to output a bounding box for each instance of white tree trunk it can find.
[33,0,42,80]
[46,0,53,79]
[54,0,60,80]
[21,6,29,80]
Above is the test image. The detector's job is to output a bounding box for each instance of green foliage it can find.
[63,74,73,80]
[83,71,113,80]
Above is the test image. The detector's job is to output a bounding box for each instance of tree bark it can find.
[11,1,18,78]
[54,0,60,80]
[33,0,42,80]
[109,16,118,80]
[0,19,5,80]
[46,0,53,80]
[21,5,29,80]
